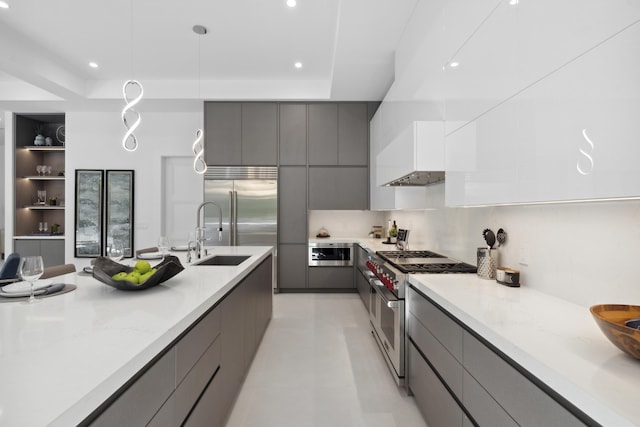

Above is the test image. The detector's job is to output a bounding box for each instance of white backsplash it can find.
[381,198,640,308]
[308,210,386,239]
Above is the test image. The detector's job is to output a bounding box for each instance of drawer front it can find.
[91,348,176,427]
[176,305,222,384]
[408,312,463,398]
[149,337,222,427]
[463,331,584,427]
[463,370,517,427]
[308,266,355,288]
[408,341,464,427]
[408,286,463,362]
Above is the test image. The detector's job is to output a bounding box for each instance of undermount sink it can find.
[194,255,251,266]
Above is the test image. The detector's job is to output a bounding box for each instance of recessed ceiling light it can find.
[294,62,303,69]
[89,62,99,68]
[449,61,460,68]
[0,2,9,9]
[509,0,519,4]
[286,0,296,7]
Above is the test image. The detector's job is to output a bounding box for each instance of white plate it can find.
[2,279,52,294]
[0,287,49,298]
[83,266,93,274]
[137,252,163,260]
[171,245,189,251]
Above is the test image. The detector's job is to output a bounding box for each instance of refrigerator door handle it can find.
[230,190,238,246]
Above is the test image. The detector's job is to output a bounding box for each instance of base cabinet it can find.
[14,239,64,268]
[407,286,586,427]
[87,256,273,427]
[308,266,355,290]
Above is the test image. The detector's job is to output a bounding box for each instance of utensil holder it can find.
[477,248,498,280]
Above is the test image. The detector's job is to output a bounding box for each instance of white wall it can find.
[66,109,202,266]
[0,125,4,256]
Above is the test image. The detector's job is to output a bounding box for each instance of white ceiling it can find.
[0,0,418,115]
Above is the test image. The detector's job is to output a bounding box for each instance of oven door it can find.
[369,278,404,380]
[308,243,353,266]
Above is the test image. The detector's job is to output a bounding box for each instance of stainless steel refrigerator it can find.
[203,167,277,247]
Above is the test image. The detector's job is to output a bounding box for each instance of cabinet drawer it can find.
[463,331,584,427]
[176,305,221,384]
[308,266,354,289]
[408,286,463,362]
[408,341,464,427]
[463,370,517,427]
[91,349,176,427]
[408,312,463,398]
[149,337,222,427]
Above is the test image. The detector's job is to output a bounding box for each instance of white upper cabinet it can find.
[444,0,640,205]
[446,17,640,205]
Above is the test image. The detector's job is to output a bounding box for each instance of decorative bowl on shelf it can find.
[92,255,184,291]
[590,304,640,360]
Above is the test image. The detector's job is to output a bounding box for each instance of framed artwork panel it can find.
[75,169,104,258]
[105,170,135,258]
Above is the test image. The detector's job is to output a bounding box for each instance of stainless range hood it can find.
[385,171,445,187]
[376,121,445,187]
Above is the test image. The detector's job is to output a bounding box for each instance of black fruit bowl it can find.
[92,255,184,291]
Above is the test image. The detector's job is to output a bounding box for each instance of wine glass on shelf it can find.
[158,236,170,259]
[107,241,124,263]
[36,165,43,176]
[46,165,52,176]
[19,256,44,303]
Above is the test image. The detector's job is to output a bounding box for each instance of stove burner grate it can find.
[397,263,477,274]
[378,250,445,260]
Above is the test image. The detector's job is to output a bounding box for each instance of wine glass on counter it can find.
[19,256,44,303]
[158,236,170,259]
[107,241,124,263]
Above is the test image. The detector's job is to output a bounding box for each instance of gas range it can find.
[367,249,477,298]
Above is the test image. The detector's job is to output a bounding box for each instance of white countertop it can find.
[408,274,640,427]
[0,246,273,427]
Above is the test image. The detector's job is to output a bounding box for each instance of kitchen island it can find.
[0,246,273,427]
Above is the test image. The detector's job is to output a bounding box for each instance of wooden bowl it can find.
[92,255,184,291]
[590,304,640,360]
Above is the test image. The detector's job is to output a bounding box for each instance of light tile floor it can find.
[225,293,426,427]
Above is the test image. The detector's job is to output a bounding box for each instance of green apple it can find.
[112,271,128,281]
[134,260,151,274]
[125,272,141,284]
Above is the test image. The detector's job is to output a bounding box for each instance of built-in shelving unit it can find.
[13,114,66,266]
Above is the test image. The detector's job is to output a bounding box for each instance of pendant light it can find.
[192,24,207,174]
[121,0,143,152]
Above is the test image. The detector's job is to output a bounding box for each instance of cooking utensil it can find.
[483,229,496,249]
[496,228,507,246]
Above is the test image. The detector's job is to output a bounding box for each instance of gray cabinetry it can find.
[408,341,465,427]
[407,285,586,427]
[242,103,278,165]
[308,167,368,210]
[462,331,584,427]
[14,239,64,268]
[338,103,368,165]
[91,349,176,427]
[90,256,273,427]
[278,244,307,289]
[279,103,307,165]
[308,266,354,289]
[308,103,338,165]
[204,102,242,166]
[279,167,307,243]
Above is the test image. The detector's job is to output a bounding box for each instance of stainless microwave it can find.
[308,242,353,266]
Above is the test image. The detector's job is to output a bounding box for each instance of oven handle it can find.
[371,278,400,309]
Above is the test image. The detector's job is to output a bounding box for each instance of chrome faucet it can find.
[195,201,223,260]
